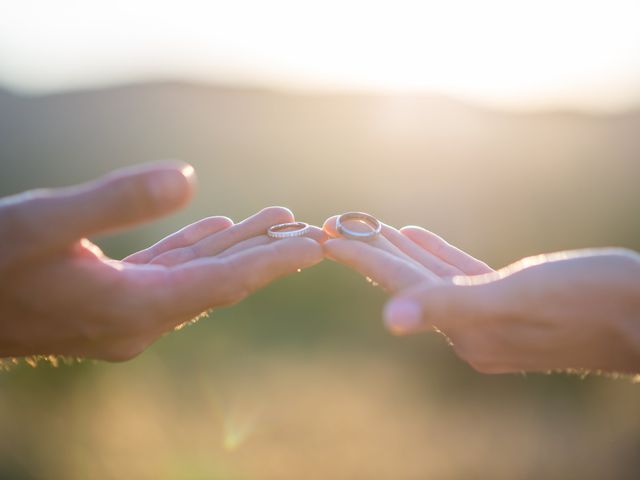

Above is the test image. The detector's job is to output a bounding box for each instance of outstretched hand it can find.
[0,162,323,361]
[323,216,640,374]
[323,215,492,292]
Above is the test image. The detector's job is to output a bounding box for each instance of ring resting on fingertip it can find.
[336,212,382,241]
[267,222,311,239]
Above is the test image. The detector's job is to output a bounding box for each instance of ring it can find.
[267,222,311,239]
[336,212,382,241]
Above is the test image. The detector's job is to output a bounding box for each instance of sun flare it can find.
[0,0,639,109]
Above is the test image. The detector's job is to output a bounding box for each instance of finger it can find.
[324,238,440,292]
[158,237,323,318]
[323,215,460,276]
[400,226,493,275]
[379,223,464,277]
[383,281,528,374]
[150,206,295,266]
[304,225,331,244]
[216,225,327,259]
[323,215,415,262]
[15,161,195,250]
[383,281,498,336]
[124,216,234,264]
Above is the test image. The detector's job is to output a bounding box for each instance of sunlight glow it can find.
[222,408,259,452]
[0,0,639,109]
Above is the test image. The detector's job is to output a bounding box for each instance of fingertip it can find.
[399,226,434,242]
[205,215,234,230]
[399,225,423,234]
[305,225,330,244]
[321,237,346,259]
[151,159,197,195]
[259,206,295,224]
[145,165,195,211]
[178,162,196,183]
[322,215,340,237]
[383,298,423,335]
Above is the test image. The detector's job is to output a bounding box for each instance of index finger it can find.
[324,238,441,292]
[323,215,415,262]
[324,215,462,277]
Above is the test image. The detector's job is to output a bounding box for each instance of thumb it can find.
[25,161,195,248]
[382,280,499,335]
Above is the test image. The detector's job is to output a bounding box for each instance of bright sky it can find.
[0,0,639,110]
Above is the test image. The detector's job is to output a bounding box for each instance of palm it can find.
[2,207,323,360]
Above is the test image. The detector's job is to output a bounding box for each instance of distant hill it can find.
[0,82,638,263]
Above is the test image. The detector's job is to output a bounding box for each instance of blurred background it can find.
[0,1,639,479]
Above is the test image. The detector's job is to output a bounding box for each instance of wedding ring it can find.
[267,222,311,239]
[336,212,381,241]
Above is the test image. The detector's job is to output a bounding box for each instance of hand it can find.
[323,215,493,292]
[323,217,640,374]
[0,162,323,361]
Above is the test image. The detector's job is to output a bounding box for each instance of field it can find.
[0,83,639,479]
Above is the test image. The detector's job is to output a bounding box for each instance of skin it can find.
[323,216,640,374]
[0,162,324,361]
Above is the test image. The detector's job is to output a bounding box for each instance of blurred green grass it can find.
[0,83,639,479]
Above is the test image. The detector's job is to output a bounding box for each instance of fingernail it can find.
[384,299,422,334]
[148,168,192,205]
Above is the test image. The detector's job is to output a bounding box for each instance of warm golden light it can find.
[0,0,638,109]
